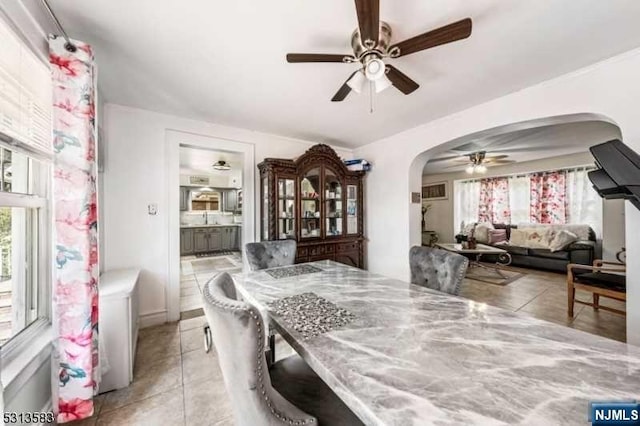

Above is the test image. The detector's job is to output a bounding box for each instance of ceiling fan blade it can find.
[386,65,419,94]
[355,0,380,47]
[390,18,472,57]
[286,53,352,63]
[331,71,359,102]
[483,155,510,161]
[428,154,465,163]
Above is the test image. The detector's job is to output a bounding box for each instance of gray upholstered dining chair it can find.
[409,246,469,295]
[202,272,364,426]
[245,240,297,271]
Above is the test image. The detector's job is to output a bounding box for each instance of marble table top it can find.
[234,261,640,426]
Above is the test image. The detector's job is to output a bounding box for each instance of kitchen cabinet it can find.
[223,190,237,212]
[180,187,190,211]
[180,229,194,255]
[182,226,240,254]
[222,227,237,250]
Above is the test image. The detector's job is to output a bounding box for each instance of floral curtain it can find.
[49,35,99,423]
[529,171,567,223]
[478,178,511,224]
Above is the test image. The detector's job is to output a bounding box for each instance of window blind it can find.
[0,18,52,155]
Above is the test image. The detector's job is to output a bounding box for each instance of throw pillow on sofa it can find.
[474,222,495,243]
[510,228,552,249]
[548,230,579,252]
[488,229,508,245]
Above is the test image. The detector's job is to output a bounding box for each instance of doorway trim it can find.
[166,129,256,322]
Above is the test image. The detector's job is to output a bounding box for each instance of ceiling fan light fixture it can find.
[212,160,231,171]
[347,70,367,94]
[465,165,475,174]
[374,73,393,93]
[364,58,386,81]
[476,165,487,173]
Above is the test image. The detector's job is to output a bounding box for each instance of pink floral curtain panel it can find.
[478,178,511,224]
[529,172,567,223]
[49,36,99,423]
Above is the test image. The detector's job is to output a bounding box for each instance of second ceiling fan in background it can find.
[286,0,473,102]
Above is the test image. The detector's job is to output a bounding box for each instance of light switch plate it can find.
[148,203,158,215]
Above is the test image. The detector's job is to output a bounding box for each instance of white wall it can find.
[354,48,640,345]
[102,104,352,325]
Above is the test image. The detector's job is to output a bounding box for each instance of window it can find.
[0,146,49,347]
[0,16,52,357]
[453,166,603,236]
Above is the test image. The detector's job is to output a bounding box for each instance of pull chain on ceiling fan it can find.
[286,0,473,109]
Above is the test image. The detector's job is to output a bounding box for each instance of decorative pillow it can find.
[474,222,495,243]
[488,229,508,245]
[548,230,579,252]
[553,224,591,241]
[510,228,552,249]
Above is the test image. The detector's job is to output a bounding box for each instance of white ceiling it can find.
[179,146,243,176]
[46,0,640,147]
[423,121,621,175]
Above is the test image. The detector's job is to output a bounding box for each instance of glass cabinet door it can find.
[300,168,320,239]
[324,169,343,237]
[277,178,295,240]
[346,184,358,234]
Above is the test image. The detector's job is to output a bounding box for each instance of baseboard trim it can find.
[139,310,167,328]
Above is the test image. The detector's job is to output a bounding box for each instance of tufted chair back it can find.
[245,240,297,271]
[202,272,317,426]
[409,246,469,295]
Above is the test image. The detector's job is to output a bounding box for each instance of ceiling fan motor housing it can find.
[351,21,392,59]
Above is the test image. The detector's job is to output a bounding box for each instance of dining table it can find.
[233,260,640,426]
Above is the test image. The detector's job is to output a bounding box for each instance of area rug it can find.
[465,264,525,286]
[191,257,236,272]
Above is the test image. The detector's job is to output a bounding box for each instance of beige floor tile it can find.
[181,286,201,297]
[97,388,185,426]
[181,327,204,353]
[180,315,208,332]
[183,377,233,426]
[136,324,181,366]
[181,295,203,312]
[460,266,625,342]
[182,346,224,385]
[181,279,198,289]
[102,355,183,413]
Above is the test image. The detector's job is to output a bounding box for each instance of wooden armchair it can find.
[567,260,626,318]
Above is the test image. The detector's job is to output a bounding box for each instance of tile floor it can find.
[459,264,626,342]
[72,263,625,425]
[180,253,243,313]
[73,316,235,425]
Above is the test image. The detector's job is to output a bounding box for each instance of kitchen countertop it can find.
[180,223,242,229]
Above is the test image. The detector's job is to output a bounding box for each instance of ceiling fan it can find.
[286,1,472,102]
[445,151,515,174]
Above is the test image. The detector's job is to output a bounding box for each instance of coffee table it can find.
[435,243,512,284]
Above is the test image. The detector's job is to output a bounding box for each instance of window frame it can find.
[0,140,51,367]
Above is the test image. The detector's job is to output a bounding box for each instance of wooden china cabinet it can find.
[258,144,366,268]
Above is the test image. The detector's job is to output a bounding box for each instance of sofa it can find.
[456,223,601,273]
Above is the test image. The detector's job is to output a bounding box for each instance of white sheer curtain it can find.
[508,175,530,224]
[566,167,603,237]
[453,180,480,233]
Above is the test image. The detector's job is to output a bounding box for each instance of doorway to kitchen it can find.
[178,145,244,317]
[166,130,255,322]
